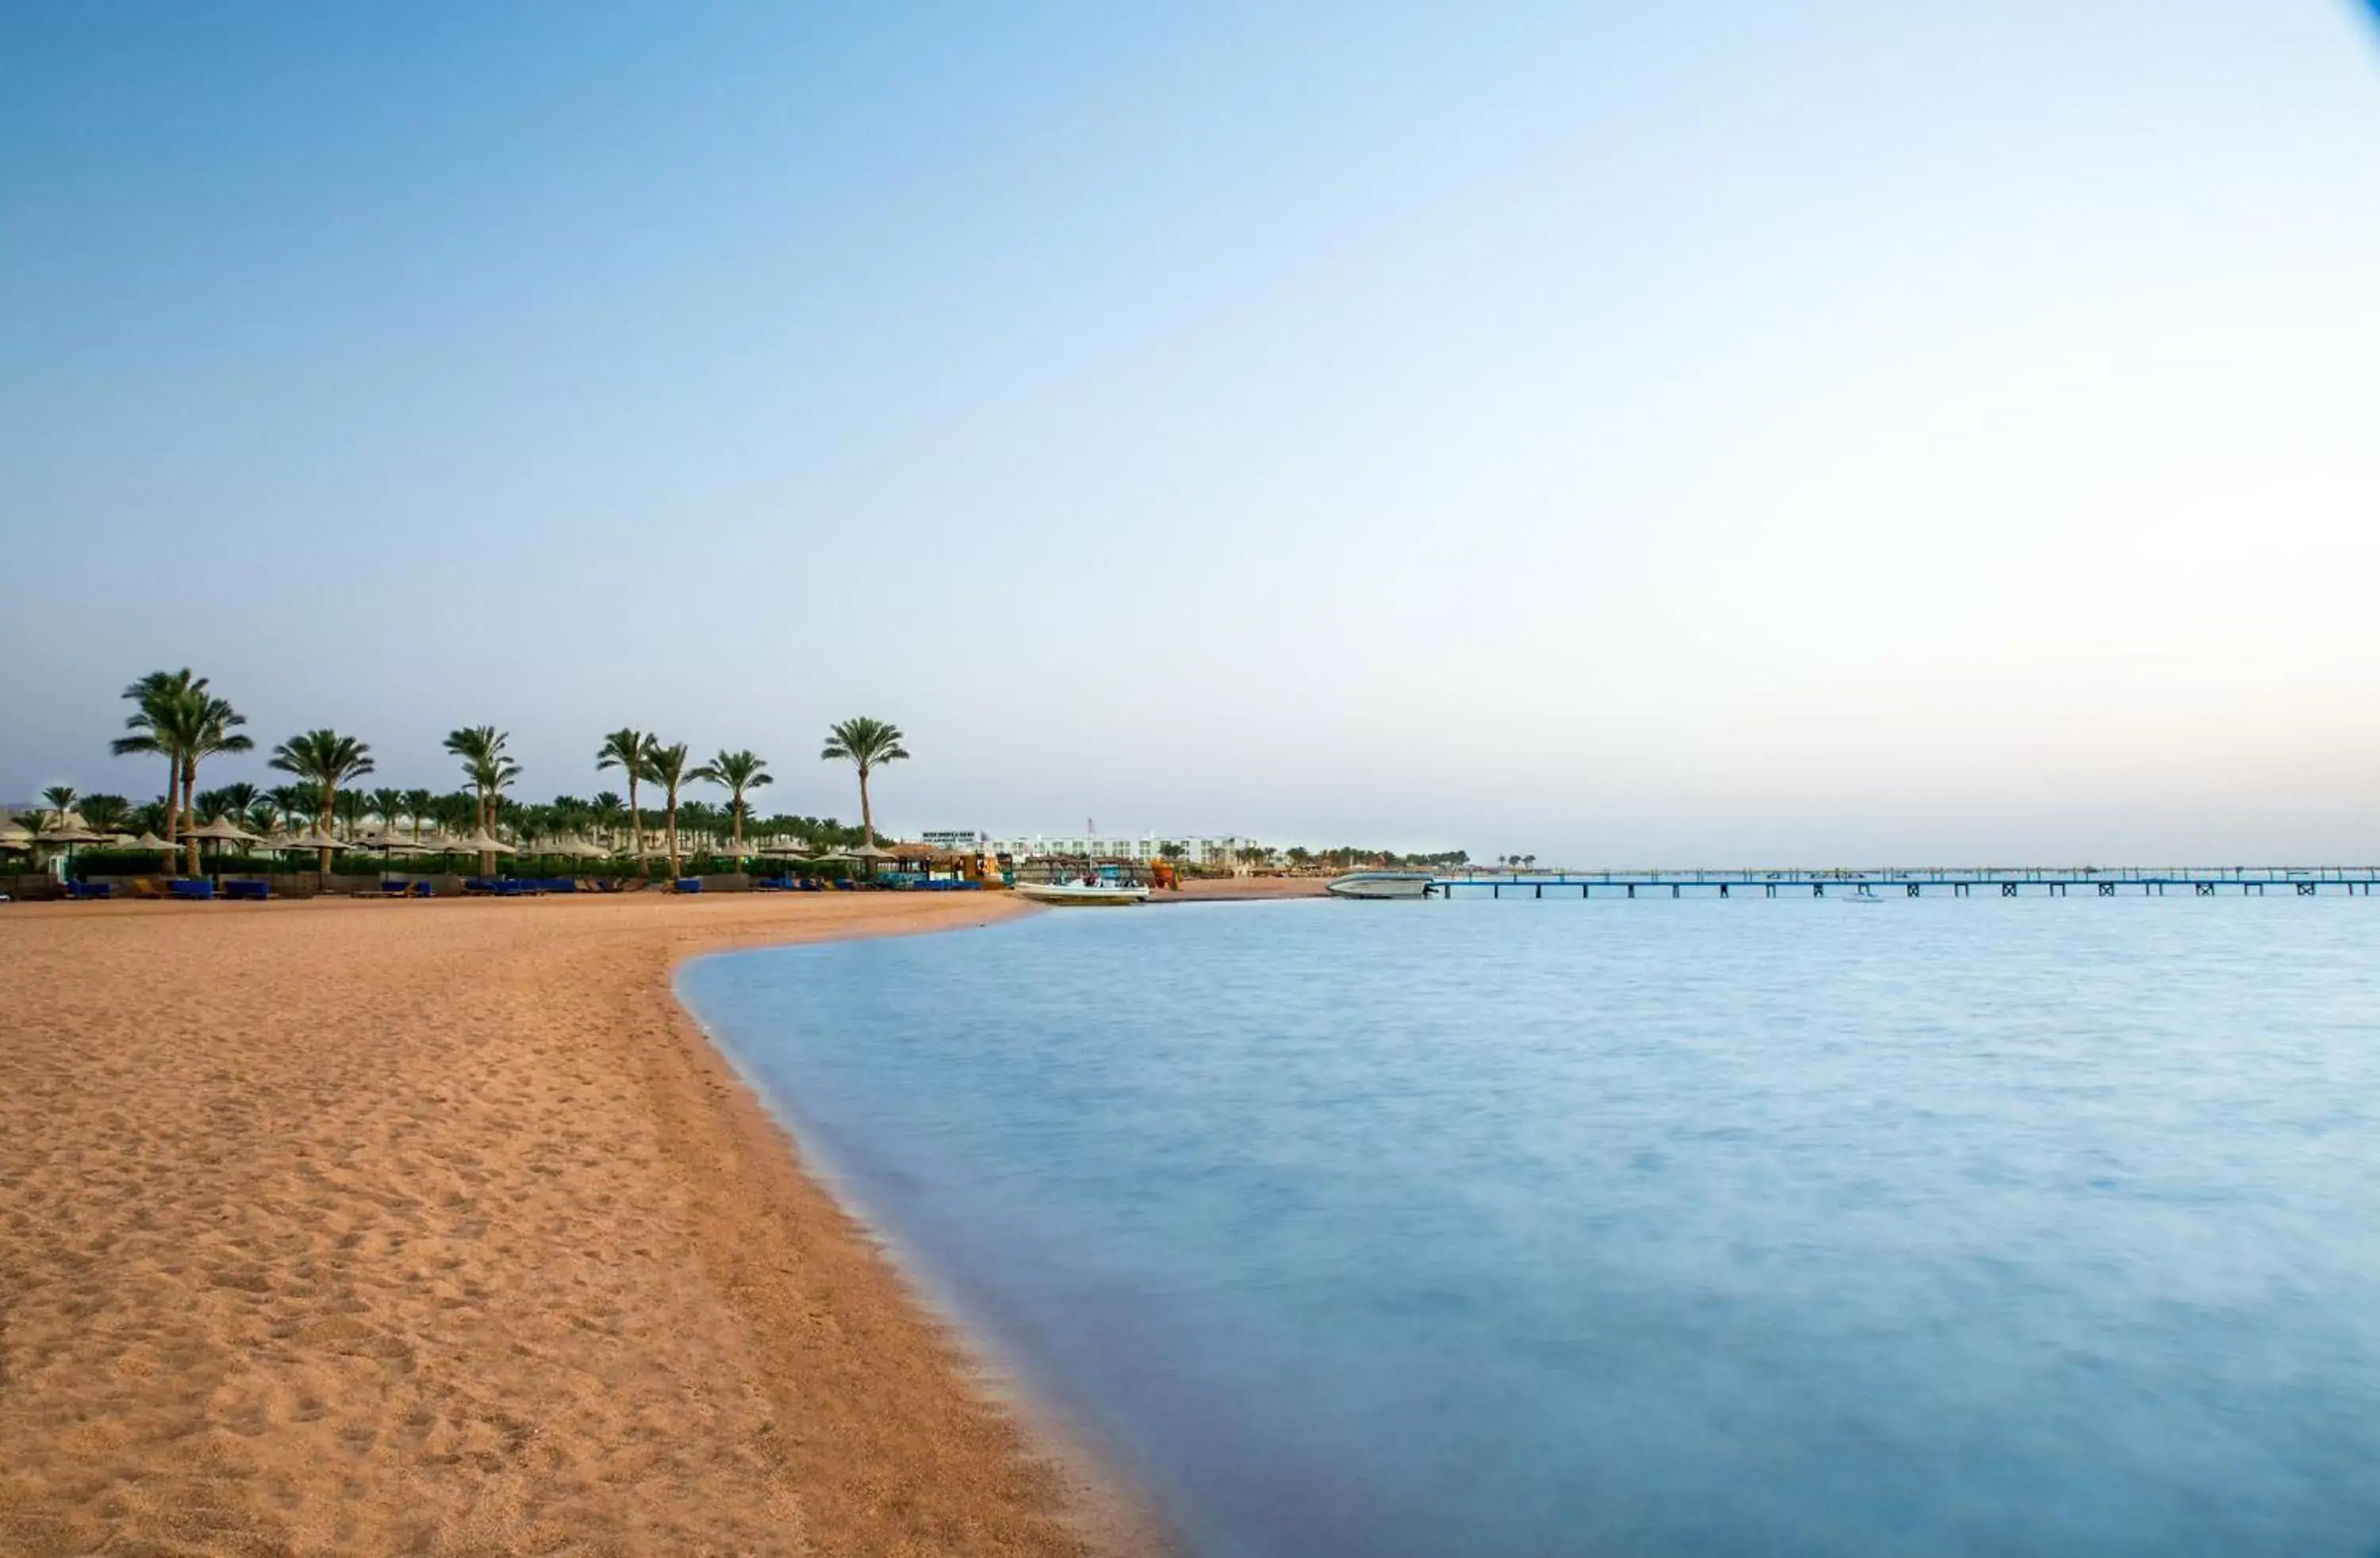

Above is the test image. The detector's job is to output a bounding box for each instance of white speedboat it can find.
[1326,872,1437,900]
[1014,881,1150,906]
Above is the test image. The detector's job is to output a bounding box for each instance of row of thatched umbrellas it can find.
[1,812,900,867]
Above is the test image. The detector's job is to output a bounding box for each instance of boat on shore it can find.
[1326,871,1436,900]
[1013,880,1150,906]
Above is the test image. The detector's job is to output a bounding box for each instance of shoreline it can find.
[1,893,1161,1556]
[675,932,1180,1558]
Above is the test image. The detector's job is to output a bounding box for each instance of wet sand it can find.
[0,892,1147,1556]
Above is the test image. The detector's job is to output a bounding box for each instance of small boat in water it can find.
[1326,872,1437,900]
[1014,880,1150,906]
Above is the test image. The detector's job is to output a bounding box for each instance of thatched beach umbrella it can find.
[1,817,51,874]
[188,815,261,846]
[184,815,260,872]
[128,829,173,872]
[457,828,514,877]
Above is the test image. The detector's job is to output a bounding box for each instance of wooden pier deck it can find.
[1425,868,2380,899]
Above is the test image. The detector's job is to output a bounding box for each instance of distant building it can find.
[987,832,1261,867]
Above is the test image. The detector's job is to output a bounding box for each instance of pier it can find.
[1423,867,2380,900]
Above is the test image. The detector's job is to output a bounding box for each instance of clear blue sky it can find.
[5,3,2377,862]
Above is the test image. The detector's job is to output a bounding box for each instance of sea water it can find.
[676,899,2380,1557]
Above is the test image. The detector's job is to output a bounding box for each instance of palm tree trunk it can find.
[666,799,681,878]
[182,762,201,877]
[319,782,336,878]
[858,766,873,846]
[731,795,743,850]
[160,755,178,875]
[628,776,645,872]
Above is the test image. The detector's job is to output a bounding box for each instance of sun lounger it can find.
[223,880,269,901]
[67,881,114,900]
[674,877,703,893]
[169,879,215,901]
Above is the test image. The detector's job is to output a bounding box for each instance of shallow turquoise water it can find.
[678,900,2380,1557]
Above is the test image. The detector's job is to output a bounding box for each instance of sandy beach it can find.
[0,892,1145,1556]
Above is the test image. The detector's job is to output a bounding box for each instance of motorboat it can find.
[1013,880,1150,906]
[1326,871,1437,900]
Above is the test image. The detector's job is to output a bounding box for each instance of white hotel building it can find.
[982,832,1264,868]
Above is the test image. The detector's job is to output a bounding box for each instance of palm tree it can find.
[691,749,772,852]
[645,742,691,877]
[589,791,625,853]
[111,669,203,872]
[820,718,908,846]
[595,729,658,865]
[196,782,260,838]
[178,693,253,874]
[263,784,317,833]
[40,785,78,822]
[401,788,436,843]
[365,787,408,837]
[270,729,375,875]
[79,794,130,835]
[444,726,522,875]
[13,808,52,868]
